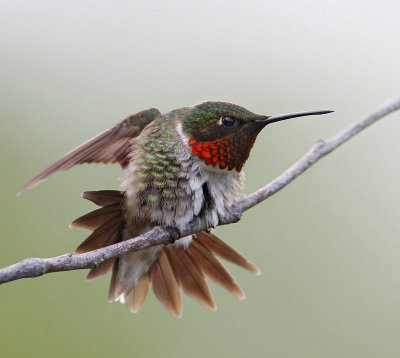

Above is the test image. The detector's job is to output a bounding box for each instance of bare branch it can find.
[1,96,400,285]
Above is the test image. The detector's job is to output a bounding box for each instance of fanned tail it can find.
[70,190,124,279]
[71,190,260,317]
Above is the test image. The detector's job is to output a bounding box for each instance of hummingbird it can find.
[20,102,332,317]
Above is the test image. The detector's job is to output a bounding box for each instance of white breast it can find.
[173,120,245,248]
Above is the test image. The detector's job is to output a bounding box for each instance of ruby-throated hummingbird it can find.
[20,102,332,317]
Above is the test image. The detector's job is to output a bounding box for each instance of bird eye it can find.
[221,116,236,127]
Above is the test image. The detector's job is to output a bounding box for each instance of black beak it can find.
[262,110,333,125]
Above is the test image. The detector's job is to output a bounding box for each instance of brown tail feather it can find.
[82,190,124,207]
[126,273,150,313]
[108,257,122,302]
[196,232,261,275]
[75,216,122,254]
[150,251,182,318]
[70,190,124,280]
[71,190,259,317]
[87,259,115,280]
[72,191,123,254]
[166,246,216,310]
[70,205,121,230]
[187,237,245,299]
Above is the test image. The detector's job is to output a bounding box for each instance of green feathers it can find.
[183,101,263,131]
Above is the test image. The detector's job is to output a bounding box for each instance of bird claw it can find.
[163,226,180,244]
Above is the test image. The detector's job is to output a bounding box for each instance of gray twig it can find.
[1,96,400,285]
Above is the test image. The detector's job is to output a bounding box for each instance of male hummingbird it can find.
[20,102,332,317]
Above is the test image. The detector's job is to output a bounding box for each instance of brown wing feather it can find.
[18,108,160,194]
[166,246,216,310]
[150,251,182,318]
[188,237,245,299]
[196,232,261,275]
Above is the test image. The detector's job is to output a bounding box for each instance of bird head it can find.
[182,101,332,171]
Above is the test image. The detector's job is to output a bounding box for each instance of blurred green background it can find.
[1,1,400,357]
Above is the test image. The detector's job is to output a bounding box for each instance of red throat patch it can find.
[188,135,256,171]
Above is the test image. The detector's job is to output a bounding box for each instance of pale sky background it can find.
[1,1,400,357]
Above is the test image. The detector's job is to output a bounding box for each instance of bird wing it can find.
[19,108,161,194]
